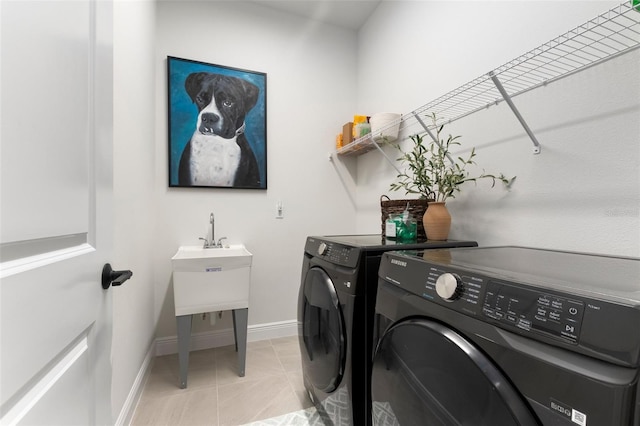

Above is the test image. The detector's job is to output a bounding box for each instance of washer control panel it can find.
[402,263,585,344]
[306,238,359,268]
[483,280,584,343]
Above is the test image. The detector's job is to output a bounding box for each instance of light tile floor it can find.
[131,336,314,426]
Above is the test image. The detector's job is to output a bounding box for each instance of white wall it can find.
[112,1,638,419]
[153,1,359,340]
[112,0,157,423]
[354,1,640,257]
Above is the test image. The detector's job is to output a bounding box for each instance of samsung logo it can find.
[550,401,571,418]
[390,259,407,267]
[550,399,587,426]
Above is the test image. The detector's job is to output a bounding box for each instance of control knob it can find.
[435,273,462,301]
[318,242,328,256]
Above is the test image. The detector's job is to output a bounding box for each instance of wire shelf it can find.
[337,1,640,156]
[413,1,640,126]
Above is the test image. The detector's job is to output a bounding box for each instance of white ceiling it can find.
[253,0,382,30]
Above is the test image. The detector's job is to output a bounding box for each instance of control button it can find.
[538,297,550,306]
[561,321,579,341]
[517,319,532,331]
[551,300,563,310]
[483,308,499,320]
[317,243,328,256]
[435,273,462,301]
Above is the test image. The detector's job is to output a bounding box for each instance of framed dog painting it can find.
[167,56,267,189]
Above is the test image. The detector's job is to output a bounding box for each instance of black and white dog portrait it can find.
[168,57,267,189]
[178,73,261,188]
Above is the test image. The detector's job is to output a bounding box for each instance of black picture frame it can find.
[167,56,267,189]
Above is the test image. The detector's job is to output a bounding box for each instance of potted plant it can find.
[390,114,514,240]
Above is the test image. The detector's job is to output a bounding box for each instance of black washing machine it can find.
[298,235,478,425]
[372,246,640,425]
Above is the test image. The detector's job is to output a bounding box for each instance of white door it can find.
[0,1,117,424]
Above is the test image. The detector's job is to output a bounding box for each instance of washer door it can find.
[299,266,346,393]
[371,319,539,426]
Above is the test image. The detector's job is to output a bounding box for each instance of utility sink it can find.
[171,244,253,316]
[171,243,253,386]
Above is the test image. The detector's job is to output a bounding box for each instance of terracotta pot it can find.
[423,202,451,241]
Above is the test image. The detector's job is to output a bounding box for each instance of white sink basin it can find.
[171,244,253,316]
[172,245,252,270]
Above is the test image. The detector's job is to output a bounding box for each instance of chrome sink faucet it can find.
[210,213,215,246]
[199,213,226,248]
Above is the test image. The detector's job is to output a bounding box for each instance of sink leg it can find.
[232,311,238,352]
[176,314,192,388]
[232,308,248,377]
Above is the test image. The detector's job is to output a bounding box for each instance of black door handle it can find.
[102,263,133,289]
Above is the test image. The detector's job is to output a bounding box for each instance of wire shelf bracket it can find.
[489,72,542,154]
[412,112,456,164]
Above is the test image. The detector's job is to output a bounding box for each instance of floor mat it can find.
[242,407,326,426]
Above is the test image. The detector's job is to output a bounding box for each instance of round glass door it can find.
[371,319,539,426]
[299,266,346,393]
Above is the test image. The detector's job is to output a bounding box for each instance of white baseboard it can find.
[155,319,298,356]
[115,342,154,426]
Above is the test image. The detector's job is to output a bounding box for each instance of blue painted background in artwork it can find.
[168,57,267,188]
